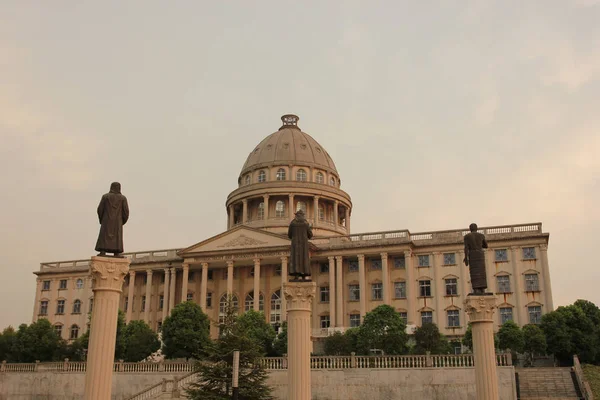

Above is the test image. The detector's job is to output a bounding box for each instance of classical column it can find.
[181,264,189,303]
[328,256,336,327]
[433,252,445,328]
[253,258,261,311]
[539,244,553,311]
[511,246,525,326]
[162,268,170,321]
[281,257,288,321]
[200,263,208,310]
[333,200,339,227]
[263,195,270,220]
[169,268,176,313]
[346,208,351,233]
[126,271,136,323]
[283,281,316,400]
[227,261,234,296]
[465,295,500,400]
[405,250,415,325]
[144,270,153,323]
[84,256,130,400]
[335,256,344,327]
[381,252,390,305]
[357,254,366,321]
[242,199,248,223]
[288,194,295,221]
[32,279,42,323]
[228,205,234,229]
[313,196,319,227]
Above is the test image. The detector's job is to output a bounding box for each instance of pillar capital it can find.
[404,250,412,258]
[226,260,234,268]
[263,194,270,200]
[327,256,335,261]
[357,254,365,261]
[335,255,343,262]
[253,258,261,266]
[280,256,288,263]
[539,243,548,252]
[146,269,153,275]
[242,199,248,204]
[129,270,136,276]
[464,295,497,323]
[510,246,520,251]
[170,267,177,275]
[182,263,189,270]
[380,252,388,258]
[201,262,209,268]
[284,282,316,312]
[90,256,130,292]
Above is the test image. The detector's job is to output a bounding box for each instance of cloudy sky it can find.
[1,1,599,328]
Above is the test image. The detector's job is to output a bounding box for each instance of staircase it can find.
[125,371,199,400]
[517,367,582,399]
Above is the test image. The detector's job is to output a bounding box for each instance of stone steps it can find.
[517,367,580,399]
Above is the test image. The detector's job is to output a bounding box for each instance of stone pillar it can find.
[227,261,234,296]
[313,196,319,227]
[288,194,294,221]
[126,271,136,323]
[263,195,270,220]
[464,295,499,400]
[228,205,234,229]
[333,200,339,227]
[283,282,316,400]
[346,208,351,233]
[144,270,153,323]
[328,256,336,327]
[253,258,261,311]
[84,256,130,400]
[357,254,366,321]
[335,256,344,327]
[381,252,390,305]
[539,244,553,311]
[242,199,248,223]
[405,250,415,325]
[200,263,208,311]
[169,268,176,313]
[181,264,189,303]
[162,268,170,321]
[511,246,525,326]
[32,279,41,323]
[281,257,288,321]
[433,252,445,328]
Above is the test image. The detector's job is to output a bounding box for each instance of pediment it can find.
[179,226,290,255]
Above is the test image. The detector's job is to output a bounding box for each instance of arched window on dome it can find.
[330,177,336,186]
[318,204,325,221]
[257,202,265,220]
[276,168,286,181]
[270,290,282,326]
[219,293,239,324]
[258,170,267,183]
[296,201,307,214]
[72,299,82,314]
[244,291,264,312]
[275,201,285,218]
[245,175,250,185]
[296,169,307,181]
[316,172,324,184]
[70,324,80,340]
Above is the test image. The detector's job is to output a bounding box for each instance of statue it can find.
[463,223,489,294]
[288,210,313,281]
[95,182,129,257]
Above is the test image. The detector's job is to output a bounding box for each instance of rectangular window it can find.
[59,279,68,290]
[419,280,431,297]
[443,253,456,265]
[445,278,458,296]
[495,249,508,262]
[421,311,433,325]
[500,307,513,324]
[394,256,406,269]
[398,312,408,324]
[320,315,330,329]
[371,259,382,270]
[275,265,282,276]
[417,255,430,267]
[40,301,48,315]
[320,263,329,274]
[349,284,360,301]
[188,272,194,282]
[56,300,65,314]
[206,292,213,308]
[141,296,146,311]
[187,293,194,302]
[523,247,536,260]
[54,324,62,338]
[496,276,511,293]
[525,274,540,291]
[349,314,361,328]
[207,270,214,280]
[447,310,460,327]
[528,306,542,324]
[394,282,406,299]
[348,260,359,272]
[42,280,51,291]
[371,283,383,300]
[159,295,164,310]
[320,286,330,303]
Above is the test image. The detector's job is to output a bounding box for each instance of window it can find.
[525,274,539,291]
[188,272,195,282]
[245,175,250,185]
[219,294,239,323]
[349,314,361,328]
[76,279,84,289]
[528,306,542,324]
[316,172,324,184]
[70,325,79,340]
[207,270,214,280]
[330,177,336,186]
[349,260,359,272]
[187,293,194,302]
[270,290,281,325]
[56,299,65,314]
[319,286,330,302]
[349,284,360,301]
[399,312,408,324]
[275,201,285,218]
[42,280,50,291]
[447,310,460,327]
[495,249,508,262]
[445,278,458,296]
[89,298,94,313]
[258,170,266,183]
[443,253,456,265]
[159,295,164,310]
[72,299,81,314]
[371,259,382,270]
[500,307,513,324]
[417,255,430,267]
[419,280,431,297]
[296,169,307,181]
[59,279,68,290]
[523,247,536,260]
[141,296,146,311]
[318,205,325,221]
[296,201,307,214]
[39,300,48,315]
[275,265,282,276]
[276,168,286,181]
[257,202,265,220]
[421,311,433,325]
[394,257,405,269]
[394,282,406,299]
[497,276,511,293]
[244,291,264,312]
[125,297,129,311]
[54,324,63,338]
[206,292,213,308]
[320,315,330,329]
[372,283,383,300]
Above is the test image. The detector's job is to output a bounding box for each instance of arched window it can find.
[257,202,265,220]
[330,177,336,186]
[76,279,84,289]
[318,204,325,221]
[296,201,307,214]
[296,169,307,181]
[275,201,285,218]
[244,291,264,312]
[270,290,282,325]
[316,172,324,184]
[72,299,82,314]
[245,175,250,185]
[70,324,80,340]
[276,168,286,181]
[53,324,63,338]
[219,294,239,323]
[258,170,266,183]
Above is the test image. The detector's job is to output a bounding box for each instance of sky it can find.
[1,1,599,328]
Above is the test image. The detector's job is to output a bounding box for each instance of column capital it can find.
[314,195,320,200]
[283,282,316,311]
[253,258,261,266]
[288,194,294,199]
[146,269,153,275]
[510,246,520,251]
[163,267,170,273]
[182,263,189,270]
[328,256,335,261]
[539,243,548,251]
[335,255,343,262]
[170,267,177,274]
[464,295,497,322]
[357,254,365,261]
[242,199,248,204]
[404,250,412,257]
[334,199,339,205]
[280,256,288,263]
[380,252,388,258]
[129,270,136,276]
[433,251,442,256]
[226,260,234,268]
[90,256,130,292]
[201,262,209,268]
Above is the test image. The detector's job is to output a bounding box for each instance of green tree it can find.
[236,311,276,356]
[324,331,353,355]
[14,319,63,362]
[0,326,18,362]
[162,301,211,360]
[497,321,524,353]
[356,305,408,355]
[122,320,161,362]
[462,324,473,351]
[272,322,287,356]
[413,323,451,354]
[523,324,547,367]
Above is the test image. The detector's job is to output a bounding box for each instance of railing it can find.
[40,249,183,271]
[0,359,194,373]
[573,355,595,400]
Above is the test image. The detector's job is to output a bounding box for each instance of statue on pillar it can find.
[463,223,489,295]
[288,210,313,281]
[95,182,129,257]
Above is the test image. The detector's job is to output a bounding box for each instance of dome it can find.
[240,115,338,177]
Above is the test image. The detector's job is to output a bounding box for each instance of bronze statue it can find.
[95,182,129,257]
[463,223,489,294]
[288,210,313,281]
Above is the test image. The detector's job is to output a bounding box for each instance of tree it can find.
[523,324,547,367]
[162,301,211,360]
[497,321,524,353]
[0,326,18,362]
[356,305,408,355]
[413,323,451,355]
[236,311,276,356]
[122,320,161,362]
[324,331,353,356]
[187,297,273,400]
[462,324,473,350]
[272,322,287,356]
[14,319,63,362]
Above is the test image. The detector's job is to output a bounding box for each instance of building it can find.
[32,114,553,346]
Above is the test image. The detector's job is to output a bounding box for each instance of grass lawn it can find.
[582,364,600,398]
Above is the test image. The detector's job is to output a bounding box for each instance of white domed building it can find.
[32,115,554,348]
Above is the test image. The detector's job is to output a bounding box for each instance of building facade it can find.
[32,115,553,345]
